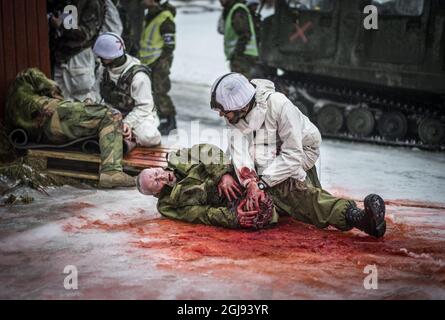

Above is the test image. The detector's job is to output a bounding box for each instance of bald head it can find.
[136,168,177,197]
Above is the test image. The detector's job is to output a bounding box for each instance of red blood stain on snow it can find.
[62,204,445,298]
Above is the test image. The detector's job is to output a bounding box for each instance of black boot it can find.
[345,194,386,238]
[158,116,177,135]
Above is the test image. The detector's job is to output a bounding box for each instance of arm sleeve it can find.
[227,127,258,188]
[261,101,307,187]
[231,8,251,56]
[168,144,233,180]
[159,17,176,57]
[157,200,239,229]
[123,72,156,128]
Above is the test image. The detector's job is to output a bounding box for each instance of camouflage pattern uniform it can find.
[6,68,124,174]
[269,166,354,231]
[157,144,278,229]
[140,2,177,119]
[223,0,259,78]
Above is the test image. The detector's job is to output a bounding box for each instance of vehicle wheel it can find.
[346,108,375,137]
[418,118,444,146]
[377,111,408,141]
[317,105,344,134]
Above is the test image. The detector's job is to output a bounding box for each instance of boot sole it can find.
[364,194,386,238]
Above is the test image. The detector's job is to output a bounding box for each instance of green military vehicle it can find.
[260,0,445,149]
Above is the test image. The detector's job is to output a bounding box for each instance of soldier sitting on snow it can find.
[5,68,135,189]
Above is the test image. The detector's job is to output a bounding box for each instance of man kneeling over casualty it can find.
[5,68,135,188]
[209,73,387,238]
[136,144,387,238]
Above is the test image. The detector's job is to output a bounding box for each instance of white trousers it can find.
[132,120,162,147]
[54,48,97,102]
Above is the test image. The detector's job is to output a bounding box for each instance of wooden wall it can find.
[0,0,51,122]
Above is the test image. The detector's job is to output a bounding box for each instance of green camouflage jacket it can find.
[5,68,62,137]
[157,144,241,228]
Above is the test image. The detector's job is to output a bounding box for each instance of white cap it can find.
[246,0,260,5]
[211,73,256,111]
[93,32,126,60]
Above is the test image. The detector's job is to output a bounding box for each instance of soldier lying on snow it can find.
[5,68,135,188]
[137,144,277,229]
[136,144,387,238]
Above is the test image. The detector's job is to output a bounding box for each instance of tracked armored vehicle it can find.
[260,0,445,150]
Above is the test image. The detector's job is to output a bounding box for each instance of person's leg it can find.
[229,54,258,78]
[270,168,354,231]
[132,121,161,147]
[43,101,124,172]
[53,65,71,101]
[151,58,176,118]
[270,166,386,237]
[151,58,177,135]
[56,49,96,102]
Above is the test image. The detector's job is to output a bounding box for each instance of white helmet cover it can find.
[93,32,126,60]
[211,73,256,112]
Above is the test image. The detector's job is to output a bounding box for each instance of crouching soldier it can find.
[5,68,135,188]
[137,144,278,229]
[93,32,162,151]
[210,73,387,238]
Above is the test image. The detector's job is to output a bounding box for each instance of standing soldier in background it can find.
[49,0,105,102]
[220,0,259,78]
[139,0,177,136]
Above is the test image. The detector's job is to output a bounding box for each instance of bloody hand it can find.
[236,198,259,228]
[245,181,266,211]
[218,174,242,202]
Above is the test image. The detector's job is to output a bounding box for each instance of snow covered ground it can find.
[1,4,445,300]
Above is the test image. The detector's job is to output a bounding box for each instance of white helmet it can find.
[93,32,126,60]
[211,73,256,112]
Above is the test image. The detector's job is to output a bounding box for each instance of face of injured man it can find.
[136,168,177,197]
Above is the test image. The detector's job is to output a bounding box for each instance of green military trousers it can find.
[269,166,355,231]
[42,100,124,173]
[230,54,259,79]
[150,57,176,118]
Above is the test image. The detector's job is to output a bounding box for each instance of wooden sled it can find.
[27,146,176,181]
